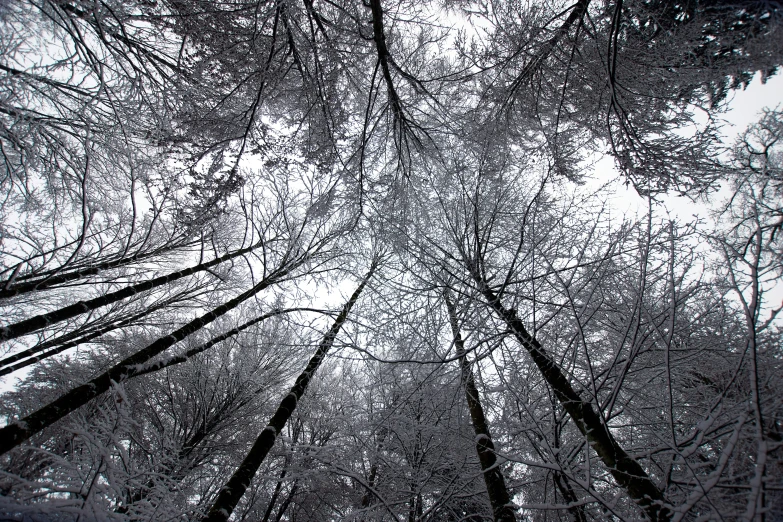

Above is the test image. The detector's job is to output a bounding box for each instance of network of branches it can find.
[1,0,782,520]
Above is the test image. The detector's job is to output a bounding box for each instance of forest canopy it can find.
[0,0,782,520]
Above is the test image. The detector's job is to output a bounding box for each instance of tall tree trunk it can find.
[0,240,192,300]
[0,294,185,375]
[553,471,587,522]
[407,489,423,522]
[0,240,263,342]
[0,263,296,456]
[261,453,294,522]
[445,294,517,522]
[475,281,671,521]
[272,479,299,522]
[111,306,322,510]
[202,259,378,522]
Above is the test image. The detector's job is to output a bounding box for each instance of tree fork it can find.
[507,0,590,97]
[445,294,517,522]
[478,283,671,521]
[0,263,294,456]
[202,259,378,522]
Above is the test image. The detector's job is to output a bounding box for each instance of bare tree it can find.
[3,1,783,521]
[445,292,516,522]
[203,256,378,521]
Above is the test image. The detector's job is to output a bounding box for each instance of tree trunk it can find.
[445,294,517,522]
[121,416,230,513]
[553,471,587,522]
[0,296,182,375]
[477,282,671,521]
[0,240,263,342]
[0,263,295,456]
[261,454,293,522]
[0,241,191,299]
[272,479,299,522]
[202,259,377,522]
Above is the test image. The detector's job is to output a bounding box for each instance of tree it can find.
[203,257,378,521]
[701,108,783,520]
[0,304,306,520]
[3,0,783,520]
[465,0,783,192]
[445,292,516,522]
[0,164,349,455]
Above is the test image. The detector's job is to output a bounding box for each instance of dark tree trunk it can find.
[0,263,295,456]
[407,490,423,522]
[445,294,517,522]
[202,260,377,522]
[360,427,387,512]
[0,240,263,342]
[120,417,224,513]
[476,282,671,521]
[0,296,183,375]
[272,479,299,522]
[553,471,587,522]
[0,241,192,299]
[261,454,293,522]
